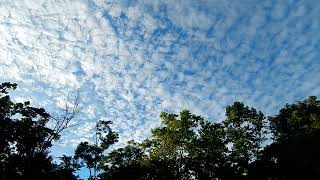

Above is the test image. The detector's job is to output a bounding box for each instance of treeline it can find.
[1,82,320,180]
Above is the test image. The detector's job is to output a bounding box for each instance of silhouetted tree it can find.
[100,140,148,179]
[75,120,118,179]
[54,155,81,180]
[0,82,78,180]
[49,92,81,145]
[250,96,320,180]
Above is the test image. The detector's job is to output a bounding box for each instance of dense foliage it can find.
[1,82,320,180]
[0,82,79,179]
[77,97,320,180]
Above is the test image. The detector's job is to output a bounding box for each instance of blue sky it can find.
[0,0,319,160]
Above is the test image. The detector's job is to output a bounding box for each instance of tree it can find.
[224,102,266,176]
[270,96,320,140]
[190,121,231,179]
[0,82,78,180]
[100,110,209,179]
[103,110,238,180]
[100,141,148,179]
[54,155,81,180]
[75,120,118,179]
[49,92,81,144]
[147,110,204,179]
[0,82,59,179]
[253,96,320,180]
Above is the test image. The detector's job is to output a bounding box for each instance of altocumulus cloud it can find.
[0,0,319,154]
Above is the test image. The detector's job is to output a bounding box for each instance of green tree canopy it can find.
[254,96,320,180]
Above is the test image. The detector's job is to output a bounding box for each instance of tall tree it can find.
[254,96,320,180]
[223,102,266,176]
[0,82,78,180]
[148,110,203,179]
[52,155,81,180]
[190,121,232,180]
[0,82,58,179]
[75,120,118,179]
[100,140,148,179]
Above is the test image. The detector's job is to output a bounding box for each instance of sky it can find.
[0,0,319,158]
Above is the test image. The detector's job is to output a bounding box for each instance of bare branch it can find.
[48,91,82,144]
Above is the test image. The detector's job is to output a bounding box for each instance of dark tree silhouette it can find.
[74,120,118,180]
[0,82,78,180]
[250,96,320,180]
